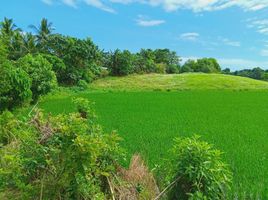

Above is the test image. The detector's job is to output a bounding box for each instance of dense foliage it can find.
[106,48,181,76]
[0,61,32,111]
[0,98,123,199]
[17,54,57,101]
[46,34,102,84]
[181,58,221,73]
[167,136,232,200]
[223,67,268,81]
[107,49,134,76]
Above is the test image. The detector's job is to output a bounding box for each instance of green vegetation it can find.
[229,67,268,82]
[39,89,268,198]
[89,73,268,91]
[0,99,123,199]
[0,61,32,111]
[167,136,232,199]
[1,16,268,199]
[17,54,57,101]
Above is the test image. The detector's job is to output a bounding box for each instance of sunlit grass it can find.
[89,73,268,91]
[38,74,268,197]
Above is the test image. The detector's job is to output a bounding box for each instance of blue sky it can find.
[1,0,268,70]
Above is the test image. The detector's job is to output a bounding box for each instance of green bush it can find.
[77,80,89,91]
[0,98,123,199]
[0,61,32,111]
[155,63,167,74]
[17,54,57,101]
[41,54,66,83]
[167,135,232,200]
[109,49,134,76]
[166,64,180,74]
[180,64,194,73]
[46,34,102,85]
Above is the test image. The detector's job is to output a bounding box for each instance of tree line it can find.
[222,67,268,81]
[0,17,267,112]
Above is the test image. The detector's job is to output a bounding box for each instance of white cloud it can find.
[220,38,241,47]
[248,19,268,35]
[42,0,268,13]
[180,32,200,41]
[84,0,116,13]
[136,15,165,27]
[41,0,115,12]
[110,0,268,12]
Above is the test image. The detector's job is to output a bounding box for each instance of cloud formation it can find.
[84,0,115,13]
[180,32,200,41]
[248,19,268,35]
[136,15,165,27]
[220,37,241,47]
[42,0,268,13]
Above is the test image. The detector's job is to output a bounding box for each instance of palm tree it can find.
[29,18,54,44]
[0,17,20,36]
[9,31,24,60]
[22,32,37,54]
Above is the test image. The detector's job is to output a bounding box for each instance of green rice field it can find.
[40,89,268,197]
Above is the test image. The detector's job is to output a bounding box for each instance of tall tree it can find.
[29,18,54,51]
[22,32,37,54]
[0,17,20,37]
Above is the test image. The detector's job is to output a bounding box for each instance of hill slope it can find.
[90,73,268,91]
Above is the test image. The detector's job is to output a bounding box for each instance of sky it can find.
[1,0,268,70]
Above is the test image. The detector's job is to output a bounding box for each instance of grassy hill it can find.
[90,73,268,91]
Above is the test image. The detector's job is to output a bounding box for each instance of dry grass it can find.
[113,154,159,200]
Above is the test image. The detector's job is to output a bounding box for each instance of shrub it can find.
[166,64,180,74]
[155,63,167,74]
[0,98,123,199]
[0,61,32,111]
[77,80,88,91]
[167,135,232,200]
[99,67,109,77]
[41,54,66,83]
[180,64,194,73]
[17,54,57,101]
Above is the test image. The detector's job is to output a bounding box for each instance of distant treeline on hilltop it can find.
[1,17,268,111]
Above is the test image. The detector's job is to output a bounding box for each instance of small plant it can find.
[72,97,95,119]
[77,79,89,91]
[166,135,232,200]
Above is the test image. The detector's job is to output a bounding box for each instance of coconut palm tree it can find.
[29,18,54,44]
[0,17,20,36]
[22,32,37,54]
